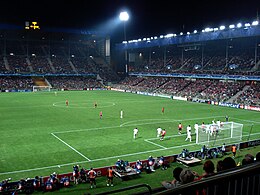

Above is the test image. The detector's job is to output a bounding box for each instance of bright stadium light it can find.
[119,11,129,22]
[219,25,225,30]
[229,24,235,29]
[237,23,242,28]
[252,20,259,26]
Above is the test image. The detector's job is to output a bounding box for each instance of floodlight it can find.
[252,21,259,26]
[236,23,242,28]
[119,11,129,21]
[229,24,235,29]
[219,25,225,30]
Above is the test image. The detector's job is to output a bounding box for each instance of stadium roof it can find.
[0,0,259,43]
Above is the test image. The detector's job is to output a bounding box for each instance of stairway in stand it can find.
[32,77,48,86]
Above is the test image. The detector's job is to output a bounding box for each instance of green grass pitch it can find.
[0,90,259,181]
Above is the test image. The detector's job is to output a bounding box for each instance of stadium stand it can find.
[0,18,260,195]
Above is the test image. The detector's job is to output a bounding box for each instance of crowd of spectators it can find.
[47,76,103,90]
[234,81,260,106]
[113,76,259,106]
[161,151,260,192]
[0,76,34,91]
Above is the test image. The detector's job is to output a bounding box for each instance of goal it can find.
[196,121,243,146]
[33,86,51,92]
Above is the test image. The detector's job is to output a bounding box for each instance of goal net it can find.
[196,121,243,146]
[33,86,51,92]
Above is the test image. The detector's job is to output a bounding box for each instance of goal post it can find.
[33,86,51,92]
[196,121,243,146]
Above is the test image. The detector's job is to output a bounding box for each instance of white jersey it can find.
[133,128,138,139]
[187,130,191,138]
[185,130,192,142]
[210,125,215,135]
[157,127,162,137]
[187,126,191,133]
[120,110,123,119]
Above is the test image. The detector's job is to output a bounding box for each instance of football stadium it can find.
[1,4,260,195]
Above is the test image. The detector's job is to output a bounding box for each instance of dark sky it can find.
[0,0,259,42]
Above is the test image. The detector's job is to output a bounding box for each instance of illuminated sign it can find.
[25,21,40,30]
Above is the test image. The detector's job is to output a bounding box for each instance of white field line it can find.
[120,115,225,127]
[144,139,167,149]
[2,132,260,176]
[2,116,260,176]
[52,101,116,109]
[0,142,196,176]
[147,134,185,141]
[243,132,260,136]
[53,115,225,134]
[52,125,119,134]
[51,133,91,161]
[232,117,260,124]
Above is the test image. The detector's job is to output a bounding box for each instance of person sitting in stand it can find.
[161,167,183,189]
[200,160,215,179]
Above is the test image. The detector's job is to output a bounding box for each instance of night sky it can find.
[0,0,259,42]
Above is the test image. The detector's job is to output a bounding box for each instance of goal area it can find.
[33,86,51,92]
[196,121,243,146]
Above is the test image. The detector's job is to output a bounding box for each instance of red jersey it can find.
[161,130,166,136]
[162,107,165,113]
[178,124,183,129]
[99,111,103,116]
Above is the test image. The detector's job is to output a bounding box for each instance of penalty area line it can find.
[144,139,167,149]
[2,134,260,176]
[51,133,91,161]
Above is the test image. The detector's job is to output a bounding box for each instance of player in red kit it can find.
[65,100,69,106]
[178,123,183,134]
[162,107,165,114]
[160,129,166,141]
[99,111,103,119]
